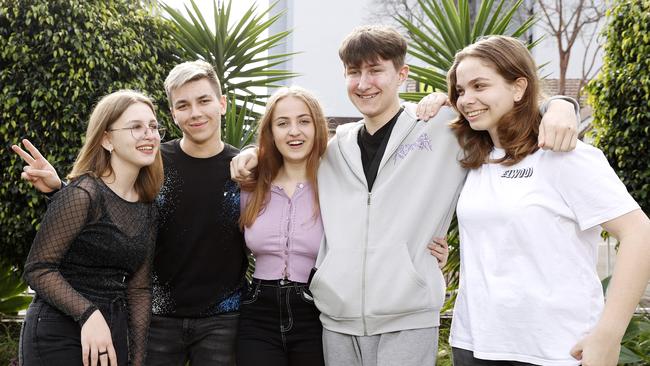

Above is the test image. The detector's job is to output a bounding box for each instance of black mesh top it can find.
[24,174,157,366]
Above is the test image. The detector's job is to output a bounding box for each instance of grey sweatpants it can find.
[322,327,439,366]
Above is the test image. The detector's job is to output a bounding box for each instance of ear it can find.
[170,108,180,127]
[398,64,410,83]
[101,132,113,154]
[218,94,227,116]
[513,77,528,102]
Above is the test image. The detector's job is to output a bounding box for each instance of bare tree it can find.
[536,0,606,98]
[365,0,424,35]
[576,17,604,99]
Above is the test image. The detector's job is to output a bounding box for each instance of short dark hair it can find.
[339,25,407,70]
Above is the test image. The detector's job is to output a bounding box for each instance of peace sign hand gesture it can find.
[11,139,62,193]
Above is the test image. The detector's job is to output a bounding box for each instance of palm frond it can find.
[162,0,298,123]
[398,0,538,101]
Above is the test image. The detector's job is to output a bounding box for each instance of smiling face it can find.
[345,58,408,126]
[103,102,160,170]
[270,96,316,166]
[170,78,226,151]
[454,56,526,146]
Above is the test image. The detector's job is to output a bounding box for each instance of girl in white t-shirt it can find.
[446,35,650,366]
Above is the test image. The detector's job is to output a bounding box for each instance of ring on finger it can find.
[98,350,108,356]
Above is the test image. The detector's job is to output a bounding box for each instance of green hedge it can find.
[587,0,650,214]
[0,0,179,268]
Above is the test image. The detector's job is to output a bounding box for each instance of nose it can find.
[357,72,372,91]
[190,104,202,119]
[288,122,300,136]
[142,127,156,140]
[459,92,475,107]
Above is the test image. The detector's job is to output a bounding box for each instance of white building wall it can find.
[270,0,375,118]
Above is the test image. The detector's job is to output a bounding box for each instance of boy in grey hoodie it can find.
[310,25,464,365]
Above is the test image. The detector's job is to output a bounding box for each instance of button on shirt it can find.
[240,183,323,283]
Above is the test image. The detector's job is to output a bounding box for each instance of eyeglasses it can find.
[107,125,166,140]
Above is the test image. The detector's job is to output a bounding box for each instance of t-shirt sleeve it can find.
[552,141,640,231]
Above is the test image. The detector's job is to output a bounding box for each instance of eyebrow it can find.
[468,77,490,84]
[274,114,312,120]
[456,77,491,88]
[173,94,212,106]
[126,119,158,125]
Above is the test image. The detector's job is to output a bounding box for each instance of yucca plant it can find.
[0,261,32,318]
[223,95,258,149]
[397,0,539,102]
[162,0,298,112]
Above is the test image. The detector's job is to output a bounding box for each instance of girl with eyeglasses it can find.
[16,90,164,366]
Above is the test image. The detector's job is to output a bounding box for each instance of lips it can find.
[188,120,208,128]
[464,108,487,121]
[287,140,304,148]
[357,92,379,100]
[136,144,156,154]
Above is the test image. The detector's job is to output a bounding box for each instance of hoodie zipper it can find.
[361,191,372,335]
[360,115,419,336]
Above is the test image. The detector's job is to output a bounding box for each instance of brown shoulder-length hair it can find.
[239,86,329,229]
[68,90,164,202]
[448,35,542,169]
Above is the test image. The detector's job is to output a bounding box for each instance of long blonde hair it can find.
[68,90,164,202]
[239,86,329,229]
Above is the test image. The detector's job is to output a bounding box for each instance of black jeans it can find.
[20,295,129,366]
[145,312,239,366]
[452,348,538,366]
[236,278,325,366]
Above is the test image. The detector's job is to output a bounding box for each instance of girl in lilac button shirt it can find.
[236,86,330,366]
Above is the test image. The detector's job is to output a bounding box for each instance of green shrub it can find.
[0,0,179,268]
[587,0,650,214]
[0,321,20,366]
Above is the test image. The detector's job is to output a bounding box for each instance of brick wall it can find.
[541,78,589,106]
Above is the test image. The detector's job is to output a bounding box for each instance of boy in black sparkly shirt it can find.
[146,60,247,365]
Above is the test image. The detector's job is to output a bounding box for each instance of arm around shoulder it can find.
[538,96,580,152]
